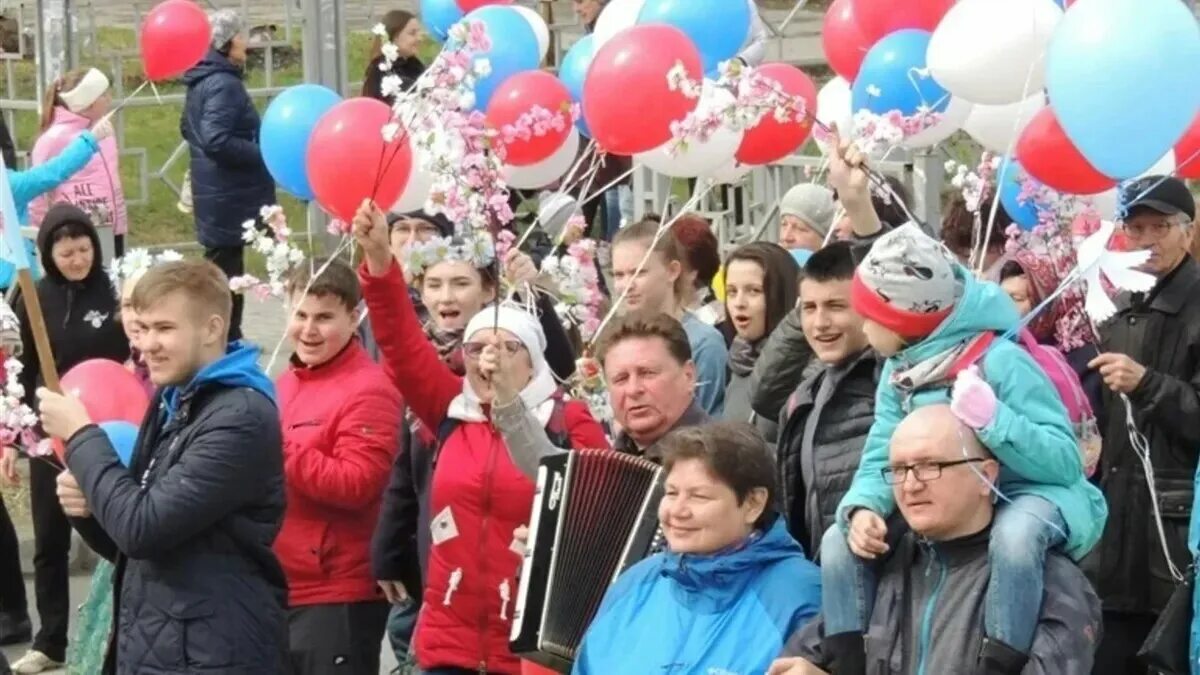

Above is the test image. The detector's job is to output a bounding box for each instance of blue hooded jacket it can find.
[162,340,275,419]
[573,516,820,675]
[838,270,1107,560]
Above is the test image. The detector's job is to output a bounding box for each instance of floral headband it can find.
[108,248,184,291]
[401,230,496,279]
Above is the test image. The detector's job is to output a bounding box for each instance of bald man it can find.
[770,406,1101,675]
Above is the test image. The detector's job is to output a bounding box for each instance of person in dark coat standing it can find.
[180,9,276,342]
[362,10,426,103]
[1086,176,1200,675]
[7,204,128,674]
[39,259,287,674]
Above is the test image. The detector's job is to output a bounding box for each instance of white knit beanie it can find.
[464,304,548,374]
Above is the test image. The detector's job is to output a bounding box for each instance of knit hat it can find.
[465,303,548,375]
[388,210,454,238]
[851,224,964,339]
[779,183,837,238]
[209,9,244,51]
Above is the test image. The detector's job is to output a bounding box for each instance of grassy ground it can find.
[6,27,442,250]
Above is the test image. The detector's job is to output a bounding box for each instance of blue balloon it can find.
[997,159,1040,230]
[638,0,751,76]
[460,6,541,111]
[421,0,464,42]
[100,421,139,468]
[851,30,951,118]
[1046,0,1200,178]
[560,35,596,138]
[261,84,342,200]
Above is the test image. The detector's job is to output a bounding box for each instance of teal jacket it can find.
[0,131,100,288]
[837,269,1107,560]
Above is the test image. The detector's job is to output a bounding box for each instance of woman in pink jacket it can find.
[30,68,128,256]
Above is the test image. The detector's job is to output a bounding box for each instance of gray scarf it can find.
[728,337,761,378]
[888,338,973,408]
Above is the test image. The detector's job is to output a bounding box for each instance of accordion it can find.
[510,449,665,672]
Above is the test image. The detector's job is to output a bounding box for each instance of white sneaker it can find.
[11,650,65,673]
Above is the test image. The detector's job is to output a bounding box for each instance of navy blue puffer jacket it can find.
[180,50,276,248]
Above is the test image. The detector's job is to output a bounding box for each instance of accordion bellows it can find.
[510,449,665,672]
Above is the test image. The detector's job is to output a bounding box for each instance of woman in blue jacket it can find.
[0,123,108,290]
[180,9,276,341]
[573,421,821,675]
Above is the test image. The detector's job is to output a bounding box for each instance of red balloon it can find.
[307,98,413,223]
[851,0,955,47]
[1175,112,1200,180]
[457,0,513,11]
[62,360,150,426]
[822,0,869,81]
[735,64,817,166]
[488,71,573,167]
[1016,107,1115,195]
[140,0,211,81]
[582,24,703,156]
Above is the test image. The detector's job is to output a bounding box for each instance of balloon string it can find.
[265,234,354,373]
[108,80,150,118]
[578,165,636,214]
[508,141,602,255]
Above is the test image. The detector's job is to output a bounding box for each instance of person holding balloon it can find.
[7,204,129,674]
[180,8,276,343]
[363,9,427,103]
[30,67,128,258]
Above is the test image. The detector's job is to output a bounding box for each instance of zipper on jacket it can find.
[475,431,501,672]
[915,543,947,675]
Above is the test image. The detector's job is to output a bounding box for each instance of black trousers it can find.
[113,234,125,259]
[203,245,245,342]
[29,459,69,662]
[287,601,389,675]
[1092,611,1156,675]
[0,495,28,616]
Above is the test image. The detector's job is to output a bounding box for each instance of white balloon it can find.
[815,76,853,155]
[593,0,647,50]
[1139,150,1176,178]
[927,0,1063,105]
[390,144,436,213]
[634,80,743,178]
[903,97,973,149]
[511,6,550,63]
[963,94,1046,154]
[505,129,581,190]
[707,158,753,185]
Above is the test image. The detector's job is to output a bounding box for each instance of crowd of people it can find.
[0,2,1195,675]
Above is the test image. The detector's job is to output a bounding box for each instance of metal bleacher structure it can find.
[0,0,942,260]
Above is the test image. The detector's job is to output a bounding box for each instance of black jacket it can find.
[15,204,128,406]
[1089,256,1200,614]
[776,349,879,558]
[361,54,426,103]
[65,344,288,674]
[181,50,276,249]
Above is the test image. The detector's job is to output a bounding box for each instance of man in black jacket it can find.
[1086,176,1199,674]
[38,259,287,674]
[776,243,878,560]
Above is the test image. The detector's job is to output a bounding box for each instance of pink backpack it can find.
[953,329,1102,477]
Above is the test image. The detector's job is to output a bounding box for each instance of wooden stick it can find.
[16,268,60,393]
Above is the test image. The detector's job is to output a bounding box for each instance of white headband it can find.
[59,69,110,114]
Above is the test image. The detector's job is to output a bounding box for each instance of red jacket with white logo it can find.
[361,261,609,674]
[275,339,402,607]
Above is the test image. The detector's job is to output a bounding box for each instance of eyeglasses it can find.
[1121,220,1176,239]
[462,340,525,359]
[881,458,985,485]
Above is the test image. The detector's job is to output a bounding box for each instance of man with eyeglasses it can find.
[1085,176,1200,674]
[771,404,1101,675]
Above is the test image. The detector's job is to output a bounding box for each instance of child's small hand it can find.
[950,366,997,430]
[849,509,889,559]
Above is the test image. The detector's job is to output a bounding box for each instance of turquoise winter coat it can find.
[573,516,821,675]
[0,131,100,288]
[837,269,1108,560]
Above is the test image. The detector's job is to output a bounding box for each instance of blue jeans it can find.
[601,186,632,241]
[386,599,418,674]
[820,524,878,636]
[985,495,1067,652]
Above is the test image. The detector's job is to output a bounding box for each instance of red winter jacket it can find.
[275,339,402,607]
[361,261,609,674]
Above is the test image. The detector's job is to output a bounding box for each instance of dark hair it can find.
[132,260,233,330]
[999,260,1026,284]
[40,69,91,133]
[802,241,857,284]
[941,196,1012,258]
[286,257,361,311]
[371,10,417,61]
[47,220,94,247]
[597,310,692,366]
[660,421,777,529]
[671,214,721,290]
[612,218,689,302]
[874,175,912,229]
[724,242,799,339]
